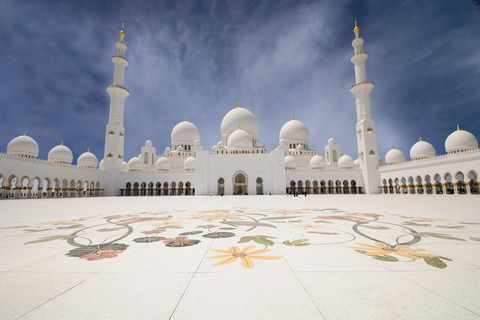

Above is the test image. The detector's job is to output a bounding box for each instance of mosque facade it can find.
[1,23,479,199]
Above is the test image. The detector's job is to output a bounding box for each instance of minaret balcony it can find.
[351,51,367,59]
[113,55,128,62]
[351,37,363,43]
[350,81,374,90]
[107,84,130,94]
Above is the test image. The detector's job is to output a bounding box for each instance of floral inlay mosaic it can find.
[3,207,478,269]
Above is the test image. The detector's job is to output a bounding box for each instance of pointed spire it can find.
[238,98,241,108]
[135,154,137,158]
[354,20,359,34]
[238,123,242,130]
[24,130,27,136]
[61,141,64,146]
[457,124,460,131]
[185,115,188,122]
[392,144,395,149]
[292,113,294,120]
[419,136,422,142]
[120,23,125,38]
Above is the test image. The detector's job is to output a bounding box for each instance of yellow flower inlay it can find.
[290,224,326,230]
[207,245,281,269]
[349,242,439,260]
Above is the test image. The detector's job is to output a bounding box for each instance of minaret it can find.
[350,21,380,194]
[103,24,130,195]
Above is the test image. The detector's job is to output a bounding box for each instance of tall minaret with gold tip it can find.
[103,24,130,195]
[350,21,380,194]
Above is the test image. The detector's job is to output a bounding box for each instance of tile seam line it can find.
[265,226,327,320]
[14,243,149,319]
[168,238,214,320]
[15,272,98,320]
[395,271,480,317]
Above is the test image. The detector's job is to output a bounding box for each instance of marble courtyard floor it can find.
[0,195,479,320]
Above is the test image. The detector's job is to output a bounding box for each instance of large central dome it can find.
[221,102,258,141]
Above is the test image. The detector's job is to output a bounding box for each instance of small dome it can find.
[280,139,287,145]
[145,140,152,147]
[354,157,360,166]
[165,147,171,153]
[227,128,253,150]
[177,145,184,151]
[217,141,225,148]
[310,146,316,151]
[48,143,73,164]
[99,159,104,170]
[328,138,336,145]
[122,161,129,172]
[338,154,354,168]
[310,154,325,168]
[184,156,196,169]
[128,156,143,171]
[221,104,259,141]
[279,119,309,143]
[445,126,478,153]
[194,139,201,146]
[7,133,39,158]
[378,156,384,166]
[77,150,98,168]
[171,120,200,145]
[156,156,171,170]
[410,138,435,160]
[385,146,406,165]
[296,144,304,150]
[285,155,297,169]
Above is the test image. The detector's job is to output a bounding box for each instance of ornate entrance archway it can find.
[233,172,247,195]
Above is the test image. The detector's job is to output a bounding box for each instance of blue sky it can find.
[1,0,479,163]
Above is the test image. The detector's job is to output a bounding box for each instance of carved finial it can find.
[238,98,241,108]
[292,113,294,120]
[354,20,359,34]
[392,144,395,149]
[419,136,422,141]
[24,130,27,136]
[185,115,188,122]
[457,124,460,131]
[61,141,64,146]
[238,123,242,130]
[135,154,137,158]
[120,23,125,38]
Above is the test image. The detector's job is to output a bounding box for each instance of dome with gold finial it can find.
[171,117,200,148]
[410,137,435,160]
[48,142,73,164]
[385,145,406,165]
[445,125,478,154]
[7,131,39,158]
[354,21,359,34]
[221,100,259,141]
[77,149,98,168]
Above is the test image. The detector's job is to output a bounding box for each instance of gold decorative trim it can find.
[107,153,113,158]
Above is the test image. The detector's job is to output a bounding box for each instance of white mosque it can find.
[1,23,479,199]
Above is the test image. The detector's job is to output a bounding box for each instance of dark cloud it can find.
[0,0,479,162]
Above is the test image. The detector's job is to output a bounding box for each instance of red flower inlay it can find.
[141,229,167,235]
[79,250,123,261]
[163,236,190,243]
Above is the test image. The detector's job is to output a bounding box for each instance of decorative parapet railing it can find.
[107,84,130,93]
[350,81,374,90]
[287,167,361,173]
[351,51,367,59]
[380,148,480,170]
[0,153,99,171]
[112,55,128,62]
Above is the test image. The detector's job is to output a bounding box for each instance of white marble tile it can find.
[0,272,92,319]
[398,269,480,315]
[296,271,479,320]
[0,247,68,272]
[19,273,193,320]
[171,272,324,320]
